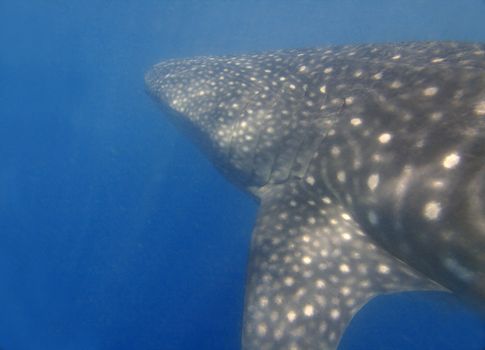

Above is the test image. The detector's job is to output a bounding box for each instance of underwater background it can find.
[1,1,485,349]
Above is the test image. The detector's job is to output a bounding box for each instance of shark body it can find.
[145,42,485,349]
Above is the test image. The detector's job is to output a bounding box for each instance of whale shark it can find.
[145,41,485,349]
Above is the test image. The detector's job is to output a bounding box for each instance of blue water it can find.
[1,1,484,349]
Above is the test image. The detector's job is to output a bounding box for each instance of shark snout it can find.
[144,64,167,102]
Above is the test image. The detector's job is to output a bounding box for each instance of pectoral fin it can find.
[243,181,443,350]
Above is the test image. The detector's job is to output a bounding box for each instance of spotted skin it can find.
[242,180,441,349]
[145,42,485,349]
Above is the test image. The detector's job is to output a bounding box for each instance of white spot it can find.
[368,211,378,225]
[266,127,274,134]
[259,296,269,307]
[337,171,346,183]
[324,67,333,74]
[341,213,351,221]
[392,54,401,60]
[302,256,312,265]
[316,279,326,288]
[346,298,356,307]
[287,310,297,322]
[390,80,402,89]
[298,65,307,72]
[307,217,316,225]
[306,176,315,185]
[345,96,355,105]
[341,232,352,241]
[330,309,340,319]
[289,84,296,90]
[367,174,379,191]
[340,287,351,296]
[284,276,295,286]
[377,264,390,274]
[431,57,445,63]
[339,264,351,273]
[372,153,382,162]
[319,85,327,94]
[430,112,443,121]
[257,323,267,336]
[423,86,438,97]
[430,179,445,189]
[424,201,441,220]
[322,197,332,204]
[350,118,362,126]
[474,100,485,115]
[303,304,314,317]
[378,133,392,144]
[372,72,383,80]
[442,152,460,169]
[331,146,341,157]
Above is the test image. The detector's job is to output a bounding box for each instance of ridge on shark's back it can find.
[145,42,485,349]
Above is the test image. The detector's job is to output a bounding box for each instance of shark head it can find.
[145,50,337,194]
[146,42,485,349]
